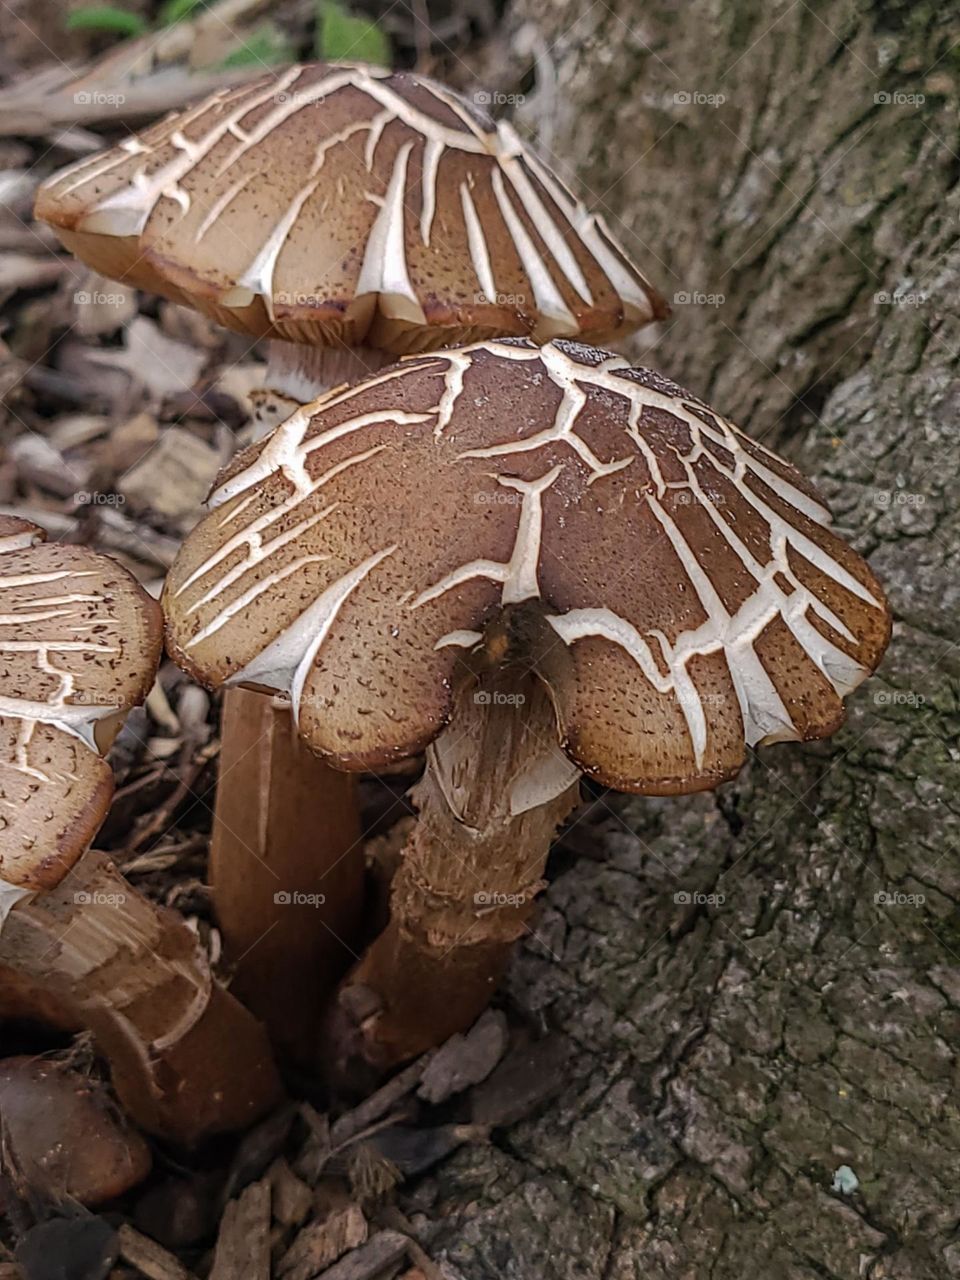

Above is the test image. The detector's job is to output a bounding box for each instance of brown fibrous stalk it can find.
[0,851,283,1145]
[328,663,581,1080]
[209,685,365,1068]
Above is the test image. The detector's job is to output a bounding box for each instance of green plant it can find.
[64,0,294,66]
[66,6,148,37]
[315,0,389,65]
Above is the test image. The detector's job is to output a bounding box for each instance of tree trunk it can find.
[409,5,960,1278]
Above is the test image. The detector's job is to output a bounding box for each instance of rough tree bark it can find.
[409,4,960,1278]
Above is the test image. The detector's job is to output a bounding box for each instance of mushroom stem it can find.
[328,666,581,1078]
[209,685,365,1067]
[0,850,283,1145]
[251,341,395,438]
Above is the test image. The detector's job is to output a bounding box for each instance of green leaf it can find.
[158,0,205,26]
[65,5,149,36]
[316,0,389,66]
[220,23,296,68]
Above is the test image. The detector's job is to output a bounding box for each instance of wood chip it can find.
[120,425,220,523]
[88,317,206,400]
[0,252,63,291]
[210,1180,271,1280]
[74,273,137,337]
[117,1224,196,1280]
[469,1033,570,1127]
[277,1195,368,1280]
[268,1158,314,1228]
[313,1231,410,1280]
[417,1010,508,1104]
[329,1055,434,1148]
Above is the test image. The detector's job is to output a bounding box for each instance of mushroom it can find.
[0,517,282,1142]
[33,63,668,1062]
[33,61,666,424]
[162,338,892,1075]
[0,1056,151,1206]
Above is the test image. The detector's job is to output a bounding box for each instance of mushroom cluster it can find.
[164,337,891,1072]
[34,60,670,1063]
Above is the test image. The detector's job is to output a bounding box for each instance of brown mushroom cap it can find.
[0,1055,151,1205]
[34,63,665,353]
[163,339,890,794]
[0,519,163,893]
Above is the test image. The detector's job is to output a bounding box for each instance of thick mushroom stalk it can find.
[0,852,281,1144]
[331,659,580,1074]
[163,339,891,1075]
[208,685,364,1065]
[0,518,282,1141]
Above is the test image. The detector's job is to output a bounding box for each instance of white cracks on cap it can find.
[170,341,886,778]
[411,466,562,611]
[459,342,635,483]
[490,169,577,339]
[0,527,43,555]
[434,630,485,651]
[356,140,426,325]
[43,65,660,337]
[0,877,32,928]
[227,545,396,724]
[460,181,497,310]
[0,566,126,758]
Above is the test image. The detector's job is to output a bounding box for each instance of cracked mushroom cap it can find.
[163,338,891,793]
[0,519,162,904]
[34,62,665,353]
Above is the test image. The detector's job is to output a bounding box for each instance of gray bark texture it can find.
[408,3,960,1277]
